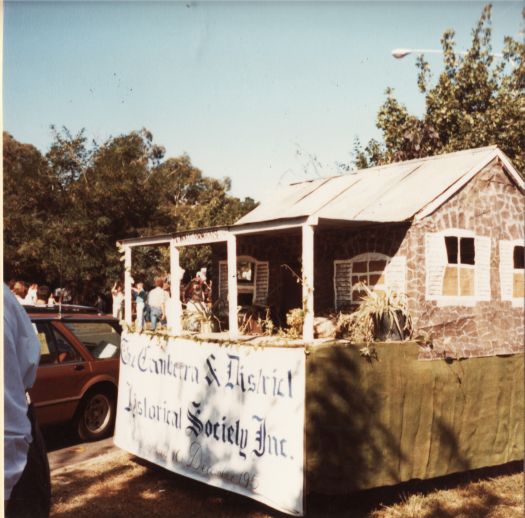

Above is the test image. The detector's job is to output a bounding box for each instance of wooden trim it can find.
[302,224,315,342]
[169,241,183,335]
[124,246,133,325]
[227,235,239,339]
[232,217,309,235]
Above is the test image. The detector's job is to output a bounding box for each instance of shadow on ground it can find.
[50,454,523,518]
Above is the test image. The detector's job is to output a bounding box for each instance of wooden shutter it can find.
[475,236,491,301]
[499,240,514,301]
[253,262,269,306]
[425,233,447,300]
[334,261,352,310]
[384,256,407,294]
[218,261,228,301]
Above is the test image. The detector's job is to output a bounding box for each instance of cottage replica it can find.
[121,145,524,356]
[116,145,524,515]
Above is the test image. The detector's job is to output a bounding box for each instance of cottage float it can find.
[115,145,524,516]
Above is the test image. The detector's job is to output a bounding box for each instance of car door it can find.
[29,320,93,426]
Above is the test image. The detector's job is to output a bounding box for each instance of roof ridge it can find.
[288,145,499,186]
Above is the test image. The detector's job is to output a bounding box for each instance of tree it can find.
[355,5,525,172]
[3,128,258,302]
[3,132,62,281]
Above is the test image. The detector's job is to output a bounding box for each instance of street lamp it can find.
[391,48,449,59]
[391,48,502,59]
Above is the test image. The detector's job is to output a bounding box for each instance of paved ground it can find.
[48,436,116,472]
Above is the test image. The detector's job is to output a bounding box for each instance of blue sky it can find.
[3,1,523,200]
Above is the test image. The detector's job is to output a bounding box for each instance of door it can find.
[30,321,92,425]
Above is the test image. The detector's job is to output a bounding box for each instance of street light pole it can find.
[391,48,502,59]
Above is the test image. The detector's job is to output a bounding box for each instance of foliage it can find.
[3,128,257,303]
[238,305,275,336]
[354,5,525,173]
[278,308,305,339]
[336,282,413,344]
[182,301,221,333]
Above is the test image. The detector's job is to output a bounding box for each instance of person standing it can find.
[132,282,146,331]
[147,278,167,331]
[34,286,51,307]
[111,282,124,320]
[11,282,27,304]
[4,284,51,517]
[23,284,38,305]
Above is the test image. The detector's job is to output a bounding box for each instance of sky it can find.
[3,1,523,201]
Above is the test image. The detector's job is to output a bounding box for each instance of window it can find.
[218,257,269,307]
[64,321,121,359]
[334,253,406,310]
[237,260,255,284]
[513,245,524,298]
[498,240,524,305]
[34,322,82,364]
[425,231,491,304]
[442,236,475,296]
[350,257,387,302]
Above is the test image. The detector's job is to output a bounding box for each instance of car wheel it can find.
[76,389,115,441]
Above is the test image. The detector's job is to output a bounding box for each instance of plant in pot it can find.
[336,282,413,343]
[183,301,220,334]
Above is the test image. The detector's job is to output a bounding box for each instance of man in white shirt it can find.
[4,284,51,517]
[147,278,167,331]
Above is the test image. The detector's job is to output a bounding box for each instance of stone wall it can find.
[406,159,524,358]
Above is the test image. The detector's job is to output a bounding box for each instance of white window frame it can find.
[425,228,491,307]
[333,252,394,310]
[499,239,525,308]
[219,255,269,305]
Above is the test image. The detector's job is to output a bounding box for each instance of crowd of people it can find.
[8,268,213,332]
[7,280,72,308]
[111,268,212,331]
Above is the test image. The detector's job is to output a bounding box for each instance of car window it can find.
[64,321,121,359]
[33,322,82,364]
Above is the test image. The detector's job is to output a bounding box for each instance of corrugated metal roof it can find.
[235,146,522,227]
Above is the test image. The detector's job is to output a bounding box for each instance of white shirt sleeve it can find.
[3,284,41,499]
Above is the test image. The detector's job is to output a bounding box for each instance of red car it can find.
[25,305,121,441]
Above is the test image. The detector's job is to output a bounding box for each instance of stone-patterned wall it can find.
[405,160,524,358]
[212,160,524,357]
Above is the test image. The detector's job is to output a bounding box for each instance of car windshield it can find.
[64,321,121,359]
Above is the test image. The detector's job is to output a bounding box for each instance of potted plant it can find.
[336,282,412,343]
[183,301,220,333]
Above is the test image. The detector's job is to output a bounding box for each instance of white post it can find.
[302,224,315,342]
[169,240,183,335]
[227,234,239,339]
[124,245,133,325]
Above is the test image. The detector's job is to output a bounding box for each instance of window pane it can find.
[513,272,524,298]
[514,245,525,269]
[64,322,121,359]
[445,236,458,264]
[237,261,254,283]
[460,238,475,265]
[51,328,81,363]
[352,261,368,273]
[459,267,475,296]
[369,274,383,286]
[369,260,387,272]
[443,266,459,295]
[33,323,54,365]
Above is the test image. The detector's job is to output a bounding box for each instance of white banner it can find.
[114,333,305,516]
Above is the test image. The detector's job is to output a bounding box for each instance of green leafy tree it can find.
[355,5,525,172]
[4,128,258,302]
[3,132,62,281]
